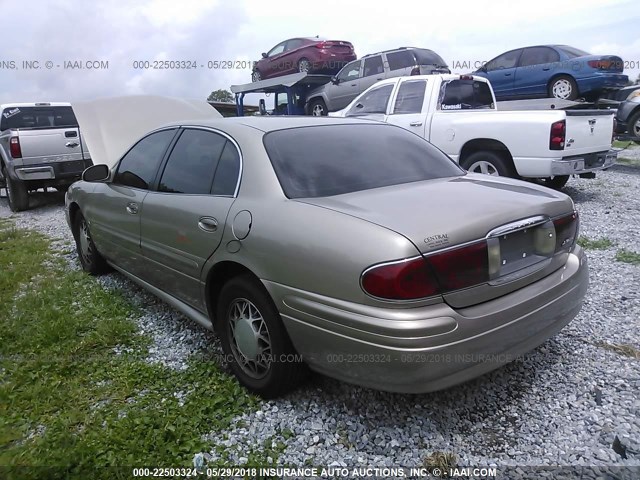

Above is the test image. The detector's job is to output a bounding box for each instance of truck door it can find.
[384,79,428,138]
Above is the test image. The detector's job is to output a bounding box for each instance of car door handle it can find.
[542,67,550,71]
[65,141,79,148]
[409,121,423,127]
[198,217,218,232]
[126,202,139,215]
[376,77,383,80]
[350,83,357,86]
[504,73,512,76]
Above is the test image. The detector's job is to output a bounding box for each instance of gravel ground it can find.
[2,152,639,477]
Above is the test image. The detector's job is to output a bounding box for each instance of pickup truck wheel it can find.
[549,75,578,100]
[308,98,327,116]
[217,274,307,398]
[539,175,570,190]
[73,212,109,275]
[5,173,29,212]
[461,151,516,178]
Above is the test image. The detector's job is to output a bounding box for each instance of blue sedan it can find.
[474,45,628,101]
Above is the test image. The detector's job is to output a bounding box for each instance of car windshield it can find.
[438,79,494,110]
[1,106,78,130]
[263,124,464,198]
[557,46,590,58]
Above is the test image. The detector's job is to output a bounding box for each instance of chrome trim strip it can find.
[486,215,548,238]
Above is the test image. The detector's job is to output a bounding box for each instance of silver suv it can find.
[305,47,450,116]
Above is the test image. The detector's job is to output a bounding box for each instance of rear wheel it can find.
[628,110,640,142]
[460,151,517,178]
[73,211,109,274]
[308,98,327,116]
[5,170,29,212]
[298,58,311,73]
[217,274,307,398]
[548,75,578,100]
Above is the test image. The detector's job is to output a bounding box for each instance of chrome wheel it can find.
[633,117,640,137]
[298,59,311,73]
[552,79,573,100]
[311,103,325,116]
[228,298,272,379]
[252,70,261,82]
[79,218,94,266]
[467,160,500,176]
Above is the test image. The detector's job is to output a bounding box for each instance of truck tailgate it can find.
[563,110,614,156]
[17,127,85,165]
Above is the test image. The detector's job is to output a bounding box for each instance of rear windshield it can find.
[438,79,494,110]
[413,49,448,68]
[557,46,590,58]
[263,124,464,198]
[0,106,78,130]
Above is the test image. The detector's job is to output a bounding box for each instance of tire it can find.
[548,75,578,101]
[298,58,311,73]
[460,151,517,178]
[5,170,29,212]
[628,110,640,141]
[251,70,262,82]
[539,175,570,190]
[308,98,327,116]
[73,211,109,275]
[217,274,307,398]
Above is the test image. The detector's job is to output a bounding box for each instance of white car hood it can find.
[72,95,222,167]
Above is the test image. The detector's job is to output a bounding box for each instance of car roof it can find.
[0,102,72,109]
[361,47,436,58]
[162,116,381,133]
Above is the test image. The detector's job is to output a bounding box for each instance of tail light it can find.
[410,66,420,75]
[362,211,579,301]
[587,60,614,70]
[9,136,22,158]
[315,42,328,49]
[553,211,579,253]
[550,120,566,150]
[361,241,489,300]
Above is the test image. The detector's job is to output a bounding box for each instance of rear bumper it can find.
[14,159,92,181]
[550,149,617,176]
[576,73,628,94]
[267,245,588,393]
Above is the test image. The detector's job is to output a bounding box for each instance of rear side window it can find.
[1,106,78,130]
[113,129,177,189]
[363,55,384,77]
[211,141,241,196]
[158,129,227,194]
[386,50,416,71]
[519,47,560,67]
[438,79,494,110]
[392,80,426,114]
[263,124,464,198]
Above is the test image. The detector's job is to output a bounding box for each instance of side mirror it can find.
[331,76,339,85]
[261,52,268,59]
[259,99,267,115]
[82,164,109,182]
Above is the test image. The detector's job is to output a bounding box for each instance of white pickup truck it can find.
[330,74,617,189]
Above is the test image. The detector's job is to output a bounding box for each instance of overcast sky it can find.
[0,0,638,105]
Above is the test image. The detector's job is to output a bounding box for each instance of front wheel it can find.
[460,151,517,178]
[217,275,307,398]
[548,75,578,100]
[5,172,29,212]
[73,212,110,274]
[308,98,327,116]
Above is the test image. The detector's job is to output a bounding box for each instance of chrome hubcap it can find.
[299,61,310,73]
[633,118,640,137]
[79,219,93,264]
[228,298,272,379]
[312,104,324,116]
[552,79,572,99]
[467,160,500,176]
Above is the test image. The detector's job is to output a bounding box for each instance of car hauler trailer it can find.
[230,73,333,116]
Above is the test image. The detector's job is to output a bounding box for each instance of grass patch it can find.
[424,451,457,476]
[0,221,257,479]
[615,248,640,265]
[617,157,640,167]
[595,341,640,359]
[577,236,614,250]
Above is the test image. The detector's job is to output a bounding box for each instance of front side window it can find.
[113,129,177,189]
[485,50,522,71]
[285,39,304,51]
[346,84,394,116]
[264,124,464,198]
[158,129,227,194]
[337,61,361,81]
[363,55,384,77]
[392,80,427,114]
[267,42,286,57]
[519,47,560,67]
